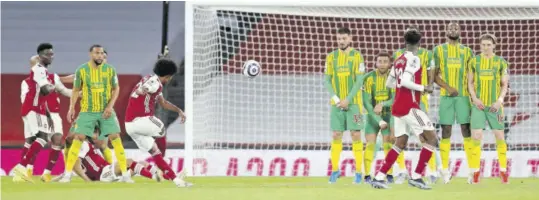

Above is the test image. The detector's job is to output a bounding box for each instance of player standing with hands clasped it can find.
[467,34,509,184]
[324,27,366,184]
[60,44,133,183]
[125,59,192,187]
[371,27,437,190]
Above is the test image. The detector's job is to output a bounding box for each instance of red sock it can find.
[379,147,401,174]
[414,146,434,175]
[155,137,167,157]
[129,162,153,179]
[21,138,46,166]
[45,146,61,171]
[153,153,176,180]
[21,142,31,160]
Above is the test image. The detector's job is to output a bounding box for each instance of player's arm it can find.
[362,77,382,123]
[73,158,92,182]
[32,67,54,95]
[324,53,340,103]
[497,61,510,103]
[21,81,29,103]
[385,67,397,89]
[467,59,480,103]
[344,53,366,102]
[106,67,120,109]
[427,50,435,86]
[401,56,425,92]
[69,69,82,111]
[53,74,73,97]
[382,88,395,108]
[60,74,75,84]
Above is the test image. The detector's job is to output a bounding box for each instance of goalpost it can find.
[184,0,539,177]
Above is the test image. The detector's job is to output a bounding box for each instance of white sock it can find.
[173,177,185,185]
[500,168,507,172]
[43,169,51,175]
[374,172,386,181]
[147,165,158,174]
[122,170,131,178]
[411,172,422,180]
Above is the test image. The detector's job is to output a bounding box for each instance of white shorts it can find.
[99,163,120,182]
[50,113,63,134]
[23,111,50,138]
[125,116,164,152]
[393,108,435,138]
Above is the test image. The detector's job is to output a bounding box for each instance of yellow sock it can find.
[102,147,114,164]
[471,139,482,170]
[440,138,451,170]
[496,140,507,171]
[383,143,393,174]
[364,143,376,176]
[330,140,343,172]
[428,153,437,172]
[463,137,473,168]
[110,137,127,173]
[65,139,82,173]
[397,151,406,171]
[63,146,70,164]
[352,140,363,174]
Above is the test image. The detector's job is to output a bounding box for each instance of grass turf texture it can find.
[2,177,538,200]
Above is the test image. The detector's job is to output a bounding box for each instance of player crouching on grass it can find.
[362,51,395,184]
[124,59,191,187]
[467,34,509,184]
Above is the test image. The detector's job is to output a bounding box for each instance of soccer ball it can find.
[242,60,261,77]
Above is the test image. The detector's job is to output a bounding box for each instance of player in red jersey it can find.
[13,43,57,182]
[371,27,438,190]
[125,59,190,187]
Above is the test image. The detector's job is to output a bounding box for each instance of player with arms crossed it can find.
[467,34,509,184]
[125,59,191,187]
[362,51,394,183]
[371,28,437,190]
[13,43,57,182]
[324,27,366,184]
[61,44,132,183]
[432,22,475,183]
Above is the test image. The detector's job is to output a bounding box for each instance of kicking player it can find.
[432,22,475,183]
[324,27,366,184]
[467,34,509,184]
[371,27,437,190]
[13,43,56,182]
[62,44,131,183]
[362,51,394,183]
[125,59,191,187]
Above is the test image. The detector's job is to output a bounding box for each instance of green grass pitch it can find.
[2,177,538,200]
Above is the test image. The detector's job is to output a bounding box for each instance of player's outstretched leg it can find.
[408,130,437,190]
[371,134,409,189]
[41,133,63,182]
[14,132,49,183]
[13,137,36,182]
[149,146,192,187]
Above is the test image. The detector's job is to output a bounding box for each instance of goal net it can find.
[185,1,539,177]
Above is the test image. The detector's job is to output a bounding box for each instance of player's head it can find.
[30,55,40,67]
[404,26,422,46]
[375,51,391,73]
[336,27,352,50]
[89,44,105,65]
[153,59,178,83]
[479,33,497,55]
[446,22,461,41]
[37,43,54,66]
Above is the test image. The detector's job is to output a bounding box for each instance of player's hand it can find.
[178,111,186,124]
[490,100,502,113]
[337,99,350,110]
[102,106,113,119]
[67,108,76,123]
[472,98,486,110]
[447,87,459,97]
[424,85,434,94]
[374,103,383,115]
[379,120,388,130]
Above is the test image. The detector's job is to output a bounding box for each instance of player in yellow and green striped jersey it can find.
[60,45,132,183]
[432,22,474,184]
[467,34,509,184]
[392,34,439,184]
[324,27,365,184]
[362,51,395,183]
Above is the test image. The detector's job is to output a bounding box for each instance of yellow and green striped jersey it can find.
[470,54,509,107]
[393,48,433,110]
[74,62,119,112]
[363,70,394,115]
[324,48,365,106]
[433,43,474,96]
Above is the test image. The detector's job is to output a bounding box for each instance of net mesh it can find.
[190,6,539,158]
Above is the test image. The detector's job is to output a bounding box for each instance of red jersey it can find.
[391,52,423,117]
[21,65,51,116]
[125,75,163,122]
[78,141,109,181]
[45,74,61,113]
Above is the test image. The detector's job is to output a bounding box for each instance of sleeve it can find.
[111,67,119,87]
[324,53,333,76]
[427,50,434,70]
[324,53,338,100]
[141,77,160,94]
[74,68,82,89]
[392,51,398,61]
[54,74,72,97]
[501,59,509,76]
[469,56,476,73]
[432,46,439,69]
[466,47,474,73]
[401,72,424,92]
[362,76,382,123]
[21,81,29,103]
[357,52,366,74]
[32,67,50,87]
[404,54,421,74]
[78,141,90,158]
[383,88,396,107]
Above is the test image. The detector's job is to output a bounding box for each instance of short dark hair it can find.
[376,51,391,59]
[104,50,108,55]
[37,43,53,54]
[153,59,178,77]
[89,44,103,52]
[404,28,422,45]
[337,27,351,35]
[479,33,497,44]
